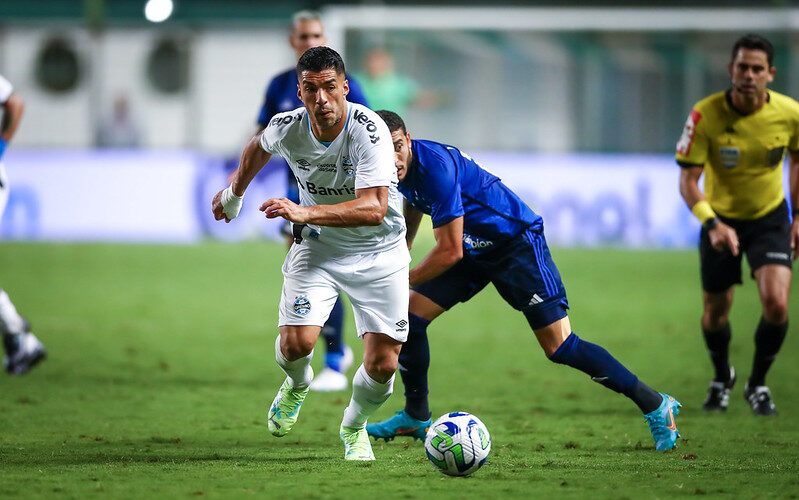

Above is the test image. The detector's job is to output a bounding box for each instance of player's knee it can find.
[363,356,397,383]
[762,294,789,324]
[702,307,730,330]
[702,314,728,331]
[281,336,314,361]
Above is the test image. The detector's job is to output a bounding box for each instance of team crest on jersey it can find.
[293,296,311,316]
[719,147,739,169]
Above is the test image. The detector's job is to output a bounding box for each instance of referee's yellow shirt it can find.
[676,90,799,220]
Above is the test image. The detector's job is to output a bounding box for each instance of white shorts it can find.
[278,242,410,341]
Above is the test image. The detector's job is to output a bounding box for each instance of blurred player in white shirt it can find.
[211,47,409,461]
[0,74,46,375]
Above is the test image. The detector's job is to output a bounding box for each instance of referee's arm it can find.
[678,163,739,255]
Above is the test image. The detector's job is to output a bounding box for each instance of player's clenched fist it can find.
[260,197,309,223]
[212,185,243,223]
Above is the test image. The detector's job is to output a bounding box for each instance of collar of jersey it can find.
[725,88,771,117]
[307,102,350,148]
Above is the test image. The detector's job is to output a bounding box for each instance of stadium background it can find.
[1,1,797,498]
[2,0,797,246]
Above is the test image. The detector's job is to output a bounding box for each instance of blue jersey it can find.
[398,139,543,254]
[256,68,370,127]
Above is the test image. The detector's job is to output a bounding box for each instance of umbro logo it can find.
[396,319,408,332]
[297,159,311,166]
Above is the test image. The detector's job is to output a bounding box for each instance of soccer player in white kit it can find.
[212,47,409,461]
[0,73,47,375]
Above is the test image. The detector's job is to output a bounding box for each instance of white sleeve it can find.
[351,111,395,190]
[0,74,13,104]
[258,122,282,156]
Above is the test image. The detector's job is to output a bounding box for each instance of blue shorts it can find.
[413,229,569,330]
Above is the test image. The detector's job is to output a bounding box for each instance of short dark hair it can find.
[296,46,345,77]
[375,109,406,134]
[731,34,774,67]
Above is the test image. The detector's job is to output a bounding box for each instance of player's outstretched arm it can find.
[679,165,739,256]
[409,216,464,287]
[789,150,799,259]
[212,134,272,223]
[260,186,388,227]
[404,200,423,250]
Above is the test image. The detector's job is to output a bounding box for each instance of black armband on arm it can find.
[677,160,704,169]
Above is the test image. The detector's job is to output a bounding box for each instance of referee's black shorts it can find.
[700,200,792,293]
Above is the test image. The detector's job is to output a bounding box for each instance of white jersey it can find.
[0,74,12,104]
[260,102,406,255]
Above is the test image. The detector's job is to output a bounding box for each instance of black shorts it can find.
[700,200,792,293]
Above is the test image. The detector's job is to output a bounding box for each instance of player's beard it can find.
[317,110,342,130]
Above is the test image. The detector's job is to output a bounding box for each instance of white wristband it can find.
[221,184,243,220]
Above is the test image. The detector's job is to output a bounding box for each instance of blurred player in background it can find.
[367,111,681,451]
[252,10,371,392]
[677,34,799,416]
[357,48,439,114]
[213,47,408,461]
[0,73,46,375]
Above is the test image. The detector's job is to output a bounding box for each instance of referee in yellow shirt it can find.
[677,34,799,415]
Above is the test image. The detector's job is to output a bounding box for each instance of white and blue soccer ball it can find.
[424,411,491,476]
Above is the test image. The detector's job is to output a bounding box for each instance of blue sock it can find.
[549,333,662,413]
[322,296,346,371]
[400,314,432,421]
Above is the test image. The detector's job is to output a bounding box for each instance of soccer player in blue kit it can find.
[366,111,682,451]
[254,11,370,392]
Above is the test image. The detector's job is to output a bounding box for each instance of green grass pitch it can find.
[0,241,797,499]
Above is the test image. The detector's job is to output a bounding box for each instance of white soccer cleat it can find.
[310,345,354,392]
[340,424,375,461]
[3,332,46,375]
[310,367,348,392]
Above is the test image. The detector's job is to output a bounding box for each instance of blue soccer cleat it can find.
[366,410,432,442]
[644,393,681,451]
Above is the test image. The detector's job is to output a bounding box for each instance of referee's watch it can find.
[703,217,719,231]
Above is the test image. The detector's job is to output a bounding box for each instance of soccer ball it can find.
[424,411,491,476]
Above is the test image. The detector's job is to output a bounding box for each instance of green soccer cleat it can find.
[366,410,432,441]
[267,374,312,437]
[340,424,375,461]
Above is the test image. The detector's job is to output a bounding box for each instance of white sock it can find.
[341,364,394,429]
[0,290,25,336]
[274,334,313,389]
